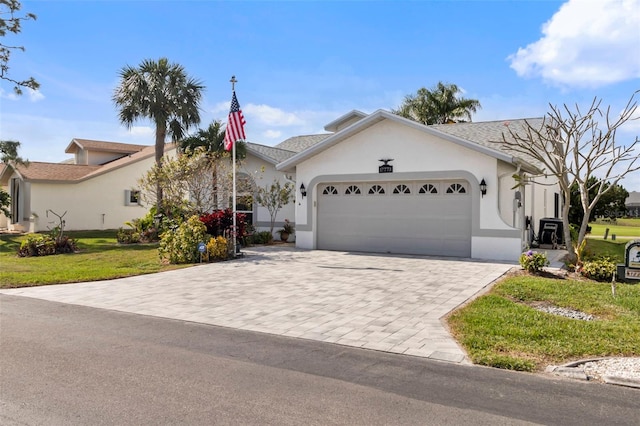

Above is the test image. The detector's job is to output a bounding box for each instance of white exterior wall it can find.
[472,236,522,261]
[27,156,157,231]
[86,151,130,166]
[293,119,518,259]
[240,154,296,236]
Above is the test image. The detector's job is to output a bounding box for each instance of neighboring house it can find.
[0,139,162,232]
[0,138,297,234]
[276,110,560,261]
[626,191,640,217]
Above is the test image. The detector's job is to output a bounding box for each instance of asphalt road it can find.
[1,295,637,426]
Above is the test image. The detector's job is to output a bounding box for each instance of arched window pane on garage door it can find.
[322,185,338,195]
[368,184,385,195]
[419,183,438,194]
[345,185,361,195]
[446,183,466,194]
[393,184,411,194]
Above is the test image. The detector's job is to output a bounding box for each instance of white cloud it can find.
[211,101,230,115]
[0,87,43,102]
[124,126,154,137]
[0,88,19,101]
[244,104,304,127]
[509,0,640,87]
[27,88,45,102]
[263,129,282,139]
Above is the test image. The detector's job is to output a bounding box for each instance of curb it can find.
[546,358,640,389]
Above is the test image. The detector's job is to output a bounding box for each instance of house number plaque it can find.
[378,158,393,173]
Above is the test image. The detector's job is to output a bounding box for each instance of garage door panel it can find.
[318,180,471,257]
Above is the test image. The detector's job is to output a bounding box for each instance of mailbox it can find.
[623,240,640,281]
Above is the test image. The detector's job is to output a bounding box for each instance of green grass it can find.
[584,239,626,263]
[588,218,640,239]
[0,230,190,288]
[447,277,640,371]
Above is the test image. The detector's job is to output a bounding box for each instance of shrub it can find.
[17,232,78,257]
[519,250,550,273]
[55,235,78,254]
[207,236,228,261]
[250,230,274,245]
[18,234,56,257]
[199,209,248,238]
[581,256,616,282]
[117,228,141,244]
[158,215,208,264]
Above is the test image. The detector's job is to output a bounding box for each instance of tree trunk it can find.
[155,123,166,215]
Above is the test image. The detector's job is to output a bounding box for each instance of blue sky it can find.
[2,0,640,190]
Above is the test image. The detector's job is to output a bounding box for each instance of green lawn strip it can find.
[588,219,640,238]
[0,231,191,288]
[448,276,640,372]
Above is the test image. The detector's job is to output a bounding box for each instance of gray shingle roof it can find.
[274,134,331,153]
[431,118,545,169]
[246,142,298,164]
[626,191,640,206]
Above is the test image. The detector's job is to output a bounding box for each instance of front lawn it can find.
[583,238,626,263]
[448,238,640,371]
[0,230,190,288]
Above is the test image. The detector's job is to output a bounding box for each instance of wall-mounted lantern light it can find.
[480,179,487,197]
[300,183,307,198]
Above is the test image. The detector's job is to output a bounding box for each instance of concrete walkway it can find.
[1,246,517,364]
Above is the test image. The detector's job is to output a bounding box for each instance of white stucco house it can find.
[276,110,560,261]
[1,110,561,261]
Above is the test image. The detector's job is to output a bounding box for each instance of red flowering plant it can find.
[199,208,247,239]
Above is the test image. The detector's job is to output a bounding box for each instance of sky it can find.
[1,0,639,191]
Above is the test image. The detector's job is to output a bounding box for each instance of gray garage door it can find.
[317,180,471,257]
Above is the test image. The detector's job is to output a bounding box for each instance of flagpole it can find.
[230,76,237,258]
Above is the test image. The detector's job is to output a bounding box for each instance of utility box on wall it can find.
[538,218,564,245]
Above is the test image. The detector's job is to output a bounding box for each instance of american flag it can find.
[224,91,246,151]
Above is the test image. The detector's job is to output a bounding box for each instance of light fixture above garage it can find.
[300,183,307,198]
[480,179,487,197]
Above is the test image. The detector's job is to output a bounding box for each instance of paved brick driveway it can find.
[1,246,515,363]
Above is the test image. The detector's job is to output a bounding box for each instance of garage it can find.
[317,179,472,257]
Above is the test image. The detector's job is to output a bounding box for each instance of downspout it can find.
[514,163,528,249]
[497,163,522,229]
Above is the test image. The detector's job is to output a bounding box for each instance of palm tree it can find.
[179,120,246,160]
[393,82,481,125]
[113,57,204,211]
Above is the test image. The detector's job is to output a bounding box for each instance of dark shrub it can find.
[18,233,77,257]
[199,209,247,239]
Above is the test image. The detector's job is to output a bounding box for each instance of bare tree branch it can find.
[497,91,639,262]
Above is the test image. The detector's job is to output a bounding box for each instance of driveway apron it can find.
[1,246,515,364]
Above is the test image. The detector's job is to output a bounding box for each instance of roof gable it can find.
[323,110,367,132]
[65,138,149,155]
[276,110,539,173]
